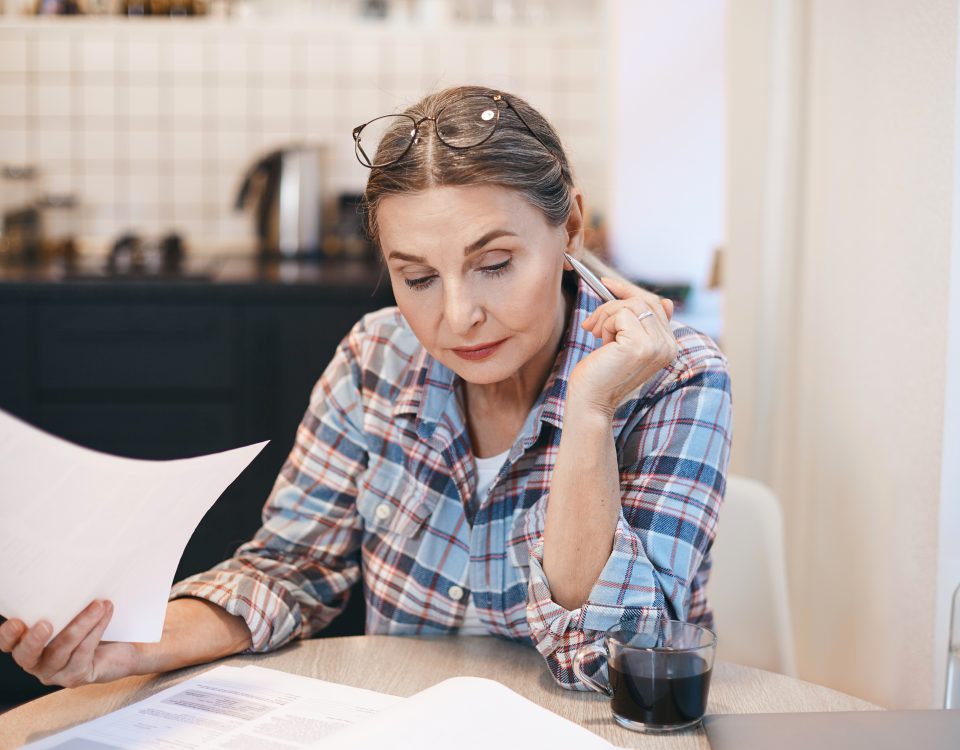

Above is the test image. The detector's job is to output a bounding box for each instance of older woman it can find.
[0,86,731,691]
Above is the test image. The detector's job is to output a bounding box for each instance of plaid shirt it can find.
[171,276,732,690]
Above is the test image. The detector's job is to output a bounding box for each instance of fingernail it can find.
[36,622,52,640]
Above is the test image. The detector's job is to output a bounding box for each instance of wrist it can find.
[565,390,618,425]
[133,597,252,675]
[132,639,171,675]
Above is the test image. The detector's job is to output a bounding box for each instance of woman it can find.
[0,86,731,691]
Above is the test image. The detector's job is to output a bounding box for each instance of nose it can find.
[442,281,484,336]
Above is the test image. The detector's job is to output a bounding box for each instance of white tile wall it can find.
[0,16,609,250]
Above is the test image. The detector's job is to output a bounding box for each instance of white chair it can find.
[946,582,960,708]
[707,475,797,675]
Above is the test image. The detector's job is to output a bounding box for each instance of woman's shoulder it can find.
[341,305,424,381]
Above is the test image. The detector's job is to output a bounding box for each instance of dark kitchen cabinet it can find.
[0,263,394,708]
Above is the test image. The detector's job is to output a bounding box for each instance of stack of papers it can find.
[0,408,267,642]
[24,665,618,749]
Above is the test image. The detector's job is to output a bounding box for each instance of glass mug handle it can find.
[572,640,613,697]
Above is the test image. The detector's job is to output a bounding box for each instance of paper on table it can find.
[322,675,618,750]
[22,664,401,749]
[0,408,267,642]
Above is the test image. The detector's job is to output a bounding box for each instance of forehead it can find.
[377,185,547,256]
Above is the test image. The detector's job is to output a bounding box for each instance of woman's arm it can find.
[542,276,678,610]
[0,597,251,688]
[137,598,252,673]
[1,314,381,688]
[529,277,731,690]
[541,403,621,610]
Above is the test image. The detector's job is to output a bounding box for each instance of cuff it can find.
[170,565,301,653]
[526,512,663,656]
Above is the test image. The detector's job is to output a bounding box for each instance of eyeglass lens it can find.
[355,96,501,168]
[435,95,500,148]
[354,114,417,168]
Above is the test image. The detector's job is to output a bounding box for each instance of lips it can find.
[451,338,507,361]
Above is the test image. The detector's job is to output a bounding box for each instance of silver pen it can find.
[564,253,616,302]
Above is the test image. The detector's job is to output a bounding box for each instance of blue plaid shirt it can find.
[171,275,732,689]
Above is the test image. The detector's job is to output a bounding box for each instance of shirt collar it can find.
[392,273,604,443]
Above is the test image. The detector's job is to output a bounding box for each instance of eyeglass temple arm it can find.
[501,99,554,156]
[353,127,374,166]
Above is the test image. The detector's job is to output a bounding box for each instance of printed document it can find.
[22,665,401,749]
[0,408,267,642]
[22,666,617,750]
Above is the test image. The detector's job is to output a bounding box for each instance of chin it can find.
[443,356,522,386]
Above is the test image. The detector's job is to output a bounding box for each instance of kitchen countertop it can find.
[0,257,394,302]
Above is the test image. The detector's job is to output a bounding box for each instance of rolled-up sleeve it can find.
[170,322,370,653]
[524,358,732,690]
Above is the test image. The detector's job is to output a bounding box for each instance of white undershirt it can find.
[459,449,510,636]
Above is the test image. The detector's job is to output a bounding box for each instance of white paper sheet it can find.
[22,665,617,750]
[21,665,401,750]
[323,675,617,750]
[0,408,267,642]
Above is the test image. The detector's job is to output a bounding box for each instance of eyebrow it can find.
[386,229,518,263]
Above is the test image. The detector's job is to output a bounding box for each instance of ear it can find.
[562,189,585,270]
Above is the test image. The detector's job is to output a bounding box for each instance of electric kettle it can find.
[235,145,325,259]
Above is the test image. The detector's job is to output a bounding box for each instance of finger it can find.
[661,298,674,320]
[600,277,672,326]
[583,298,635,331]
[594,275,641,299]
[11,621,52,672]
[626,285,671,326]
[36,600,105,676]
[51,601,114,688]
[592,278,670,327]
[585,298,656,339]
[609,301,670,344]
[600,307,636,346]
[0,619,27,652]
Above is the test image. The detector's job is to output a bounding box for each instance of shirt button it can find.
[375,503,392,521]
[448,585,464,601]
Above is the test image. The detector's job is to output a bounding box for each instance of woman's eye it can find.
[404,275,437,290]
[479,259,511,277]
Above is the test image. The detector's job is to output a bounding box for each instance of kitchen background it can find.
[0,12,603,256]
[0,0,725,320]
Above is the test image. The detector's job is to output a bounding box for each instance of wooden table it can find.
[0,636,879,749]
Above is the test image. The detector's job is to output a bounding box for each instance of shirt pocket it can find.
[356,461,443,539]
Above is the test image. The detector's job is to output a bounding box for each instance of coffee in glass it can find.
[572,619,716,733]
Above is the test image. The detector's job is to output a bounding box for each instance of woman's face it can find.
[378,184,579,386]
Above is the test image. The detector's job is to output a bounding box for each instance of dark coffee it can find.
[609,653,712,727]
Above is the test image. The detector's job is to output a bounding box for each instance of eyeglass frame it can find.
[351,92,557,169]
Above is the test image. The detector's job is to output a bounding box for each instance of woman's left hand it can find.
[568,276,679,419]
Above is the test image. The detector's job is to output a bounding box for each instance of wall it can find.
[608,0,725,286]
[726,0,958,708]
[0,15,608,253]
[936,4,960,701]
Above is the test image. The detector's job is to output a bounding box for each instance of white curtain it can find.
[725,0,960,709]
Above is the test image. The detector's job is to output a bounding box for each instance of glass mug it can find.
[572,620,717,733]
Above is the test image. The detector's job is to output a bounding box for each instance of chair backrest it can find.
[946,582,960,708]
[708,475,797,675]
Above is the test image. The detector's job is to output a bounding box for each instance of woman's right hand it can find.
[0,600,142,688]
